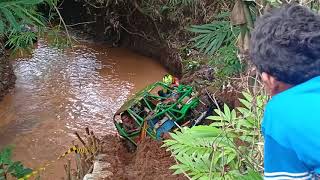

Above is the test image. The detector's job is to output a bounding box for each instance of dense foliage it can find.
[2,0,320,179]
[164,91,267,179]
[189,19,239,55]
[0,146,32,179]
[0,0,63,51]
[163,2,320,179]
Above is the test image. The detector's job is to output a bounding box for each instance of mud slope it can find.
[100,135,186,180]
[0,54,15,100]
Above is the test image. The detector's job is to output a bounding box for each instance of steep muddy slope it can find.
[0,53,15,100]
[58,0,184,77]
[98,135,186,180]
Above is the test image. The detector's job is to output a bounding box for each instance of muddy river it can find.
[0,39,167,179]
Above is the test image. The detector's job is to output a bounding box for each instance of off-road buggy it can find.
[113,81,204,149]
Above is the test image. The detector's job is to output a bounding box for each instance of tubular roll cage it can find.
[114,82,199,146]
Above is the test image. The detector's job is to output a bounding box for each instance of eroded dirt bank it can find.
[95,135,186,180]
[59,0,184,78]
[0,53,15,100]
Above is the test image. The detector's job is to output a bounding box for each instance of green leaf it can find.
[0,19,5,33]
[239,170,263,180]
[10,162,33,178]
[1,7,20,31]
[242,92,253,102]
[206,115,223,121]
[237,107,252,117]
[239,98,251,109]
[165,90,265,180]
[0,146,32,178]
[224,104,231,122]
[204,38,217,54]
[0,146,13,164]
[188,16,238,55]
[188,126,222,138]
[209,122,225,127]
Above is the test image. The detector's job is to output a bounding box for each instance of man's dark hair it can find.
[250,4,320,85]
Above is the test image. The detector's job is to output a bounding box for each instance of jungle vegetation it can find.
[1,0,320,179]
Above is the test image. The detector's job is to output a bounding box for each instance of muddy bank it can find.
[180,65,240,108]
[57,0,239,100]
[94,135,186,180]
[0,53,15,100]
[56,1,240,179]
[123,36,183,78]
[59,0,183,77]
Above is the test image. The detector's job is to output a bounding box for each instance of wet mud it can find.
[99,135,186,180]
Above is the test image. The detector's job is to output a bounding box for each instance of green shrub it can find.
[0,146,32,179]
[209,44,244,79]
[0,0,58,51]
[188,12,240,55]
[163,91,267,179]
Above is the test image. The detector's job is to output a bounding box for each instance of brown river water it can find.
[0,39,167,179]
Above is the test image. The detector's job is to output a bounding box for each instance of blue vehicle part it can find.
[155,120,175,140]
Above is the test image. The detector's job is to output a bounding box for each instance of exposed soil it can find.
[181,65,241,108]
[123,35,183,78]
[0,53,15,100]
[99,135,186,180]
[58,0,184,78]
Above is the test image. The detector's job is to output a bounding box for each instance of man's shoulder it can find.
[263,84,320,150]
[263,80,320,139]
[266,76,320,116]
[264,90,299,122]
[262,95,294,142]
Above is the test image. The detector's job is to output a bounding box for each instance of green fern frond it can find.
[189,21,240,55]
[0,0,57,50]
[6,31,37,51]
[164,91,267,179]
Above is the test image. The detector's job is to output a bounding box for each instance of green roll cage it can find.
[113,82,199,146]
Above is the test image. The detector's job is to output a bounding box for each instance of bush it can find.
[0,0,59,51]
[0,146,32,179]
[188,12,240,55]
[163,91,267,179]
[209,44,243,79]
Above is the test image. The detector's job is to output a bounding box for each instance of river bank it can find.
[0,53,15,101]
[58,0,242,106]
[0,39,172,179]
[0,1,244,179]
[55,1,240,179]
[84,135,186,180]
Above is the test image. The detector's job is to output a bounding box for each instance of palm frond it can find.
[0,0,56,50]
[189,21,240,55]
